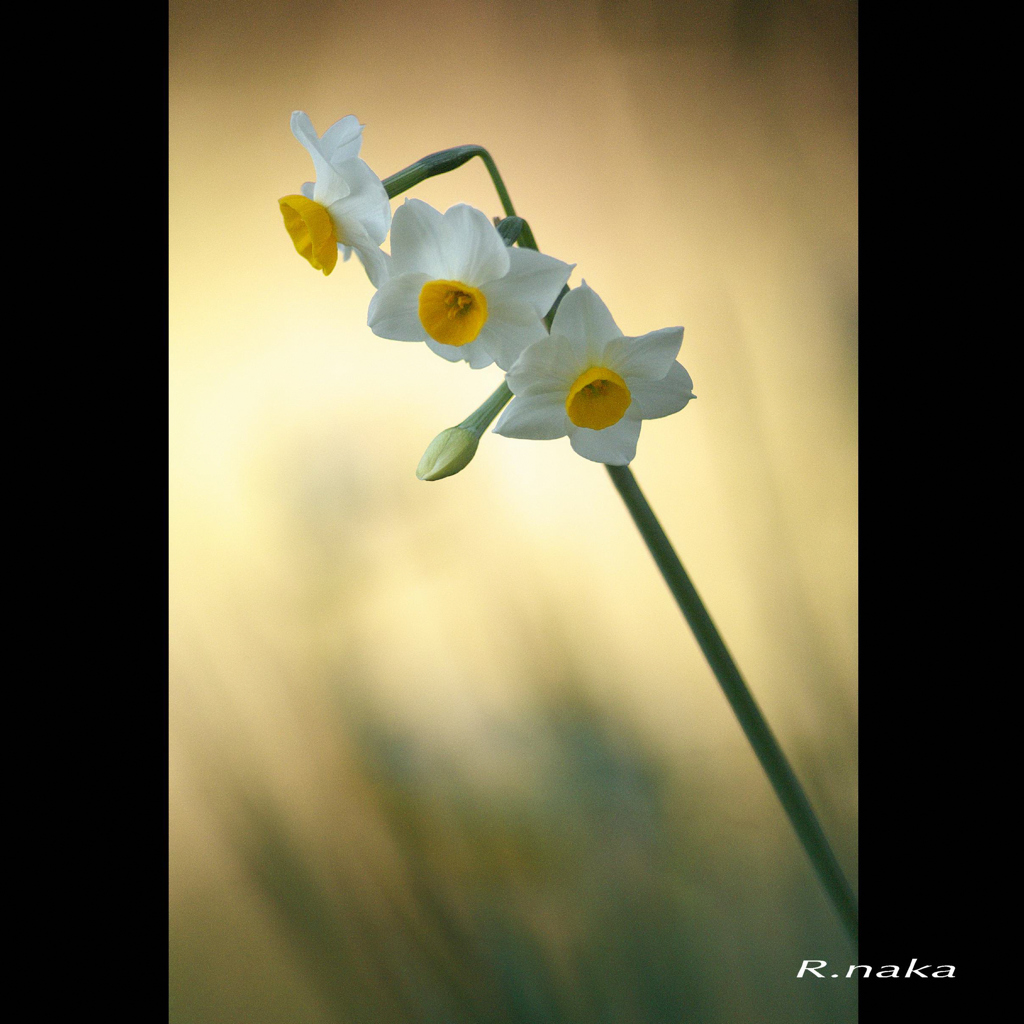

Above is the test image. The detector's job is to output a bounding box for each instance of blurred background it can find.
[169,1,858,1020]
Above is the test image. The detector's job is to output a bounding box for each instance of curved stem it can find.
[383,146,541,250]
[606,463,859,947]
[383,146,513,214]
[473,148,517,220]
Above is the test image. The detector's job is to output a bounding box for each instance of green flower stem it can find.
[544,285,569,330]
[459,380,513,436]
[383,146,541,251]
[385,145,510,215]
[514,219,540,251]
[605,463,859,946]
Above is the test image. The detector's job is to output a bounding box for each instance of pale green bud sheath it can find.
[416,427,480,481]
[416,382,513,481]
[495,216,524,246]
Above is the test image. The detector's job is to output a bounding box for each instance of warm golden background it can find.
[170,1,857,1020]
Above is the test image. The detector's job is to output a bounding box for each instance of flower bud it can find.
[416,426,481,481]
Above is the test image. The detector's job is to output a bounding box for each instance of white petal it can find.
[290,111,351,207]
[483,247,574,319]
[300,181,314,200]
[550,281,623,365]
[465,342,496,369]
[443,204,509,285]
[477,297,548,371]
[628,362,695,419]
[351,241,389,289]
[328,158,391,244]
[368,272,430,341]
[493,394,570,440]
[290,110,323,155]
[330,214,389,286]
[319,114,363,165]
[388,199,450,279]
[568,417,642,465]
[505,334,585,398]
[604,327,684,382]
[424,336,494,368]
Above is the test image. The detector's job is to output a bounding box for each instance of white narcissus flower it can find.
[278,111,391,286]
[367,199,574,370]
[493,282,694,465]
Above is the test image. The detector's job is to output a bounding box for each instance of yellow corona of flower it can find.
[493,283,694,464]
[278,111,391,286]
[367,199,574,370]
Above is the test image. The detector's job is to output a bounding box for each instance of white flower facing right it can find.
[493,282,694,465]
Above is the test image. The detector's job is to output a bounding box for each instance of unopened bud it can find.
[416,426,481,481]
[495,216,525,246]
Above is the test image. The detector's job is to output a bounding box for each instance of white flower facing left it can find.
[367,199,574,370]
[278,111,391,286]
[493,282,694,465]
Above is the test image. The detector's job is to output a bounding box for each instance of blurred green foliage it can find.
[170,686,855,1023]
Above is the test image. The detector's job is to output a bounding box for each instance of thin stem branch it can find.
[460,381,513,436]
[605,463,859,946]
[383,146,510,213]
[383,146,540,250]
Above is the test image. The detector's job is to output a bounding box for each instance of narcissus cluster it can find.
[274,115,863,955]
[278,111,694,470]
